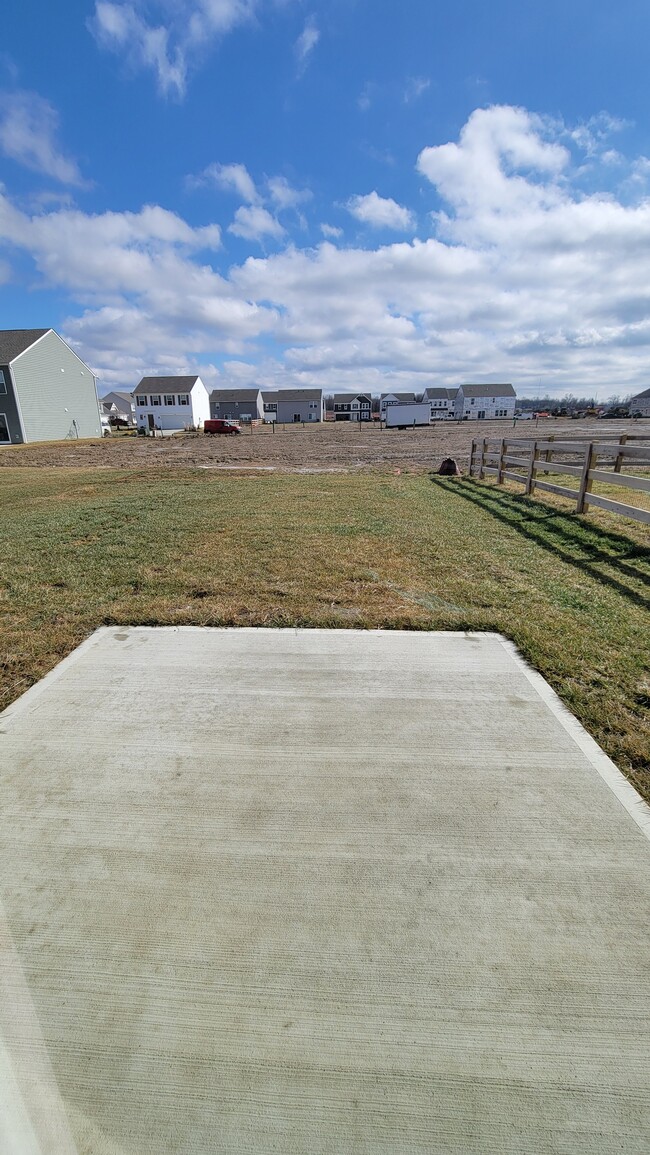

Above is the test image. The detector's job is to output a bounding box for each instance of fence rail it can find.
[469,435,650,526]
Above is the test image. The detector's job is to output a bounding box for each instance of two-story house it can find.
[262,389,324,422]
[133,376,210,432]
[422,387,457,420]
[453,384,516,421]
[330,393,373,421]
[0,328,100,444]
[209,388,264,423]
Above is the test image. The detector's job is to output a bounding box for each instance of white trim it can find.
[8,330,53,366]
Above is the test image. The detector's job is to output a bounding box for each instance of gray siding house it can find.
[263,388,323,422]
[100,390,136,424]
[0,329,100,445]
[210,388,264,422]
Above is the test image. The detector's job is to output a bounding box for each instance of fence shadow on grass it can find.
[430,476,650,611]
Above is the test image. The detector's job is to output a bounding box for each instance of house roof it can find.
[209,388,261,402]
[380,391,415,402]
[630,387,650,401]
[134,375,200,394]
[330,392,371,404]
[422,388,457,400]
[268,388,322,402]
[103,390,135,403]
[459,383,515,398]
[0,329,50,364]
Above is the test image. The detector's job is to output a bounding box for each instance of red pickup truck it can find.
[204,419,241,435]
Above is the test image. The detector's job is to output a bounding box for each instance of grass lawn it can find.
[1,466,648,800]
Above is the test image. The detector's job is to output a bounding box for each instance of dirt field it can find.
[1,417,647,472]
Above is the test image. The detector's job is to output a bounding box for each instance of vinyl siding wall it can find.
[11,331,101,442]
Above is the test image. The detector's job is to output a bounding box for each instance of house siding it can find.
[0,366,25,443]
[10,331,101,442]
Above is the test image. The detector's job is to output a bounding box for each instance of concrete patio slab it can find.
[0,627,648,1154]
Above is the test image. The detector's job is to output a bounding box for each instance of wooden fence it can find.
[469,435,650,526]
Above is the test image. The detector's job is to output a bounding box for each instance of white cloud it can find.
[228,204,285,241]
[0,91,87,186]
[295,17,319,72]
[403,76,430,104]
[187,161,259,202]
[90,0,261,98]
[5,105,650,397]
[267,175,311,209]
[346,191,415,231]
[320,223,343,239]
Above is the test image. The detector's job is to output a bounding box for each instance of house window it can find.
[0,370,6,394]
[164,394,175,406]
[0,414,9,442]
[309,401,318,409]
[150,395,161,406]
[471,398,475,405]
[177,394,190,405]
[137,395,147,406]
[264,403,276,412]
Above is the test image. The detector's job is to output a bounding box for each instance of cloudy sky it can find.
[2,1,650,398]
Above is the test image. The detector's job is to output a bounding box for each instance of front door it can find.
[0,414,10,443]
[147,413,155,430]
[477,410,486,420]
[293,413,300,422]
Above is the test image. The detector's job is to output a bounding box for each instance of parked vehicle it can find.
[108,415,130,428]
[204,418,241,435]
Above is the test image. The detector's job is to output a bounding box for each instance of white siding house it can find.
[422,387,457,420]
[629,388,650,418]
[134,376,210,432]
[453,384,516,421]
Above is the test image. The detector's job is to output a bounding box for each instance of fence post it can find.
[576,442,596,514]
[614,434,627,473]
[478,438,487,479]
[497,439,505,484]
[525,441,538,495]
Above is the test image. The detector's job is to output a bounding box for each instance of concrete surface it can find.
[0,627,648,1154]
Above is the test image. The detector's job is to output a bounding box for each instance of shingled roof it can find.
[0,329,50,364]
[209,388,261,402]
[460,383,515,398]
[134,375,200,394]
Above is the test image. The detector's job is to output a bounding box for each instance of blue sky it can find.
[2,1,650,398]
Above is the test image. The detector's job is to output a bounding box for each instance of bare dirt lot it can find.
[1,417,646,471]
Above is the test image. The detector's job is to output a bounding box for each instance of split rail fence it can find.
[469,434,650,526]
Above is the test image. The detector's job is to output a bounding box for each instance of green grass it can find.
[1,467,648,799]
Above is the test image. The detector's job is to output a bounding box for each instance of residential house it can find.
[453,384,516,421]
[330,393,373,421]
[209,388,264,423]
[263,388,324,422]
[0,328,100,445]
[379,392,416,419]
[100,390,136,425]
[629,388,650,418]
[133,376,210,432]
[422,387,457,420]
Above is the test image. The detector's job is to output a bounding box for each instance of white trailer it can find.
[385,402,431,428]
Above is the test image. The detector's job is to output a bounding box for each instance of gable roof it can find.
[459,383,515,398]
[330,392,371,404]
[630,387,650,401]
[0,329,50,364]
[380,391,415,402]
[422,387,457,400]
[268,388,322,402]
[134,375,200,394]
[209,388,261,402]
